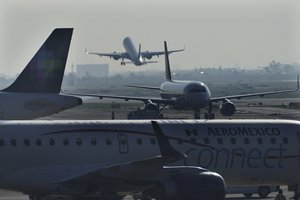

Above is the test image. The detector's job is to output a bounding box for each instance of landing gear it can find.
[289,185,300,200]
[204,102,215,119]
[194,110,201,119]
[243,193,253,198]
[207,102,215,119]
[121,58,125,66]
[29,195,44,200]
[204,112,215,119]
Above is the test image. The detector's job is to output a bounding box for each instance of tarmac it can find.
[0,97,299,200]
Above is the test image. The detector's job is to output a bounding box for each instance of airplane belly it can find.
[123,38,139,62]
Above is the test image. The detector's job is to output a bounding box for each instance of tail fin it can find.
[138,43,141,59]
[3,28,73,93]
[164,41,172,81]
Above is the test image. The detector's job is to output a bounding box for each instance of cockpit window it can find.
[188,87,207,93]
[184,83,208,94]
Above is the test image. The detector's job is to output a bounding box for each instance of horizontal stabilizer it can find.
[144,61,158,64]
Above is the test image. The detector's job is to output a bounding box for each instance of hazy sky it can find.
[1,0,299,76]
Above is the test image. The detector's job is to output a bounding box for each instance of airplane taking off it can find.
[69,41,299,119]
[0,28,82,120]
[86,37,185,66]
[0,119,299,200]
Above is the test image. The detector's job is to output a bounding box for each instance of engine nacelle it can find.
[220,99,236,116]
[144,53,152,60]
[112,56,121,60]
[157,171,225,200]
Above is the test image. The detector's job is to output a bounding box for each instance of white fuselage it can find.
[0,119,299,194]
[0,92,81,119]
[123,37,143,66]
[160,80,211,110]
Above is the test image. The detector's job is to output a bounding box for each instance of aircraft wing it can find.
[64,91,174,105]
[92,121,188,180]
[141,47,185,58]
[123,84,161,90]
[86,50,130,60]
[211,75,299,102]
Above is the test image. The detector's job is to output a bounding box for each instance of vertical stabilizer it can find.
[3,28,73,93]
[164,41,172,82]
[138,43,141,59]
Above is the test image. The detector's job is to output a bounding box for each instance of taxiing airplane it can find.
[0,28,82,120]
[69,41,299,119]
[86,37,184,66]
[0,119,299,200]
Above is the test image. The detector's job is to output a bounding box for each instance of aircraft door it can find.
[118,134,128,153]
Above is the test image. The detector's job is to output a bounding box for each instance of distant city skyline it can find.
[1,0,299,77]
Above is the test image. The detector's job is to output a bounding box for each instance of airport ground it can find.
[1,97,298,200]
[41,97,300,121]
[0,186,294,200]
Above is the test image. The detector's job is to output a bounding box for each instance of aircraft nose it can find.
[186,93,210,109]
[184,82,208,95]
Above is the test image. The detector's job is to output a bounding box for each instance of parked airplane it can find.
[86,37,184,66]
[68,41,299,119]
[0,119,299,200]
[0,28,82,120]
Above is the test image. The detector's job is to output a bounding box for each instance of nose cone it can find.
[176,171,226,200]
[184,82,210,109]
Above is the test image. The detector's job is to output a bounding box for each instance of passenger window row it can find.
[176,137,289,145]
[0,137,157,147]
[0,138,97,147]
[0,136,288,147]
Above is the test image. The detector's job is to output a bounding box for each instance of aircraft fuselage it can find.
[160,80,211,110]
[0,119,299,195]
[0,92,82,120]
[123,37,143,66]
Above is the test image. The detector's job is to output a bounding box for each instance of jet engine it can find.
[112,52,121,60]
[220,99,236,116]
[144,53,152,60]
[149,171,225,200]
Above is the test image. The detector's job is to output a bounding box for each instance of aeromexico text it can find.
[208,127,280,136]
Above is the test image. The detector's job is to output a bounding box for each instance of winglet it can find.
[151,121,186,159]
[164,41,172,82]
[3,28,73,93]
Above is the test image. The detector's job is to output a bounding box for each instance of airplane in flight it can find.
[68,41,299,119]
[0,119,299,200]
[0,28,82,120]
[86,37,185,66]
